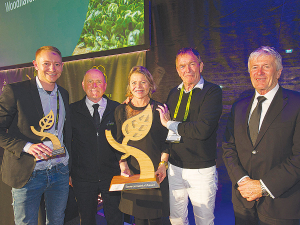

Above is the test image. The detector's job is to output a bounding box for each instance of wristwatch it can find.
[260,180,270,197]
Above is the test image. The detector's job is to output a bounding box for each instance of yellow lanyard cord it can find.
[173,86,193,122]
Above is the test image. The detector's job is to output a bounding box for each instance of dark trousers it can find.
[135,217,163,225]
[233,204,299,225]
[72,179,123,225]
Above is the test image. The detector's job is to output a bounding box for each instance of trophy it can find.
[30,110,65,161]
[105,104,159,191]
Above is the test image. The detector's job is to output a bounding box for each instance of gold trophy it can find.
[31,110,65,161]
[105,105,159,191]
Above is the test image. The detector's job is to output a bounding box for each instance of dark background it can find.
[148,0,300,103]
[1,0,300,224]
[147,0,300,181]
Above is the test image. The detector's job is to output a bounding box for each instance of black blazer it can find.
[166,80,222,169]
[0,78,72,189]
[70,95,121,182]
[223,87,300,219]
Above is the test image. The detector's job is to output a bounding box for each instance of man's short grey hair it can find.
[248,46,283,72]
[176,48,202,67]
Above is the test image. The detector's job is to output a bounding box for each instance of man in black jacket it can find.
[70,68,123,225]
[157,48,222,225]
[223,46,300,224]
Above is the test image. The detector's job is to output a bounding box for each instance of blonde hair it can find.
[35,46,62,59]
[126,66,156,98]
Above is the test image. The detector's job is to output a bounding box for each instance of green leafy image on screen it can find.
[73,0,145,56]
[0,0,146,68]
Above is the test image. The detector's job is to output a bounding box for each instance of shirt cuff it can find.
[166,121,181,135]
[237,175,249,184]
[23,142,33,153]
[260,179,275,199]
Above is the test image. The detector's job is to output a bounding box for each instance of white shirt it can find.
[167,76,204,133]
[85,96,107,121]
[248,83,279,130]
[177,75,204,93]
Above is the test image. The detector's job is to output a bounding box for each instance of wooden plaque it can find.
[109,174,159,191]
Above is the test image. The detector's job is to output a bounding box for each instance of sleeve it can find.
[155,102,169,154]
[222,102,249,185]
[177,84,223,140]
[114,105,125,144]
[108,109,118,141]
[109,104,123,161]
[0,85,27,158]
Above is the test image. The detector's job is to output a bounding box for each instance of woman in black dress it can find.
[115,66,169,225]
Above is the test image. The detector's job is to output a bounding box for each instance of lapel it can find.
[241,95,255,147]
[76,95,112,126]
[29,78,44,119]
[57,86,68,113]
[254,87,287,147]
[102,96,112,122]
[76,96,94,124]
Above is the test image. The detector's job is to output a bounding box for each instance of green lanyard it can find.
[173,86,193,122]
[55,91,60,136]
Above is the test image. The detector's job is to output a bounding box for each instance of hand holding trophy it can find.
[30,110,65,161]
[106,104,160,191]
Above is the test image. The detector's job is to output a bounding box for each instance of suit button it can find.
[252,150,257,154]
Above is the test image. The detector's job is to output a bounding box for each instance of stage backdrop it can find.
[0,51,146,103]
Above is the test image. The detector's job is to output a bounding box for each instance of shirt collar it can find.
[85,96,106,108]
[254,83,279,101]
[36,76,58,94]
[177,76,204,93]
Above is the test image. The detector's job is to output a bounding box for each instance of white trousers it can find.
[168,163,218,225]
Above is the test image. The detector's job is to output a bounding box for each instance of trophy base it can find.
[109,174,160,191]
[52,147,65,156]
[35,147,66,162]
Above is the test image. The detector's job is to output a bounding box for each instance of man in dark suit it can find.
[0,46,72,224]
[70,68,123,225]
[223,46,300,225]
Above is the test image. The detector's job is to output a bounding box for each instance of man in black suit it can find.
[223,46,300,224]
[70,68,123,225]
[0,46,72,224]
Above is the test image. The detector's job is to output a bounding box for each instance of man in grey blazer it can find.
[0,46,72,224]
[223,46,300,224]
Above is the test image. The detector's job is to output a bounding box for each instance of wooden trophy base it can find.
[52,147,65,156]
[109,174,160,191]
